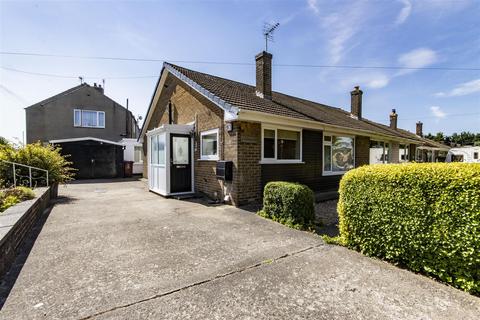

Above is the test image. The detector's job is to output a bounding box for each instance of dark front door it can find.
[170,134,192,193]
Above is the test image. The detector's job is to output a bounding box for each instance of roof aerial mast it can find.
[263,22,280,52]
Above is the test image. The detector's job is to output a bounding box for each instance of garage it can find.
[50,137,124,179]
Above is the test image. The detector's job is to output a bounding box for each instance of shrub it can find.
[258,181,315,230]
[338,163,480,294]
[0,142,74,187]
[0,186,35,212]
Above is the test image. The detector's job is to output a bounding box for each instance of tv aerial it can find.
[263,22,280,52]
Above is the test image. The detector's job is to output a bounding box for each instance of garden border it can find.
[0,185,57,278]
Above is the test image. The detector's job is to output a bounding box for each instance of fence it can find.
[0,160,49,189]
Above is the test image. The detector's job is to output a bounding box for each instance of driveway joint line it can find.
[77,242,325,320]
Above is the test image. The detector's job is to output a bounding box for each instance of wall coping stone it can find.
[0,187,49,249]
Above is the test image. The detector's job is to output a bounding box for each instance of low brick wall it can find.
[0,186,55,279]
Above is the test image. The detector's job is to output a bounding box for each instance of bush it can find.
[338,163,480,294]
[258,181,315,230]
[0,186,36,212]
[0,142,74,187]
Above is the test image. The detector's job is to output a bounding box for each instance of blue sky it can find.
[1,0,479,142]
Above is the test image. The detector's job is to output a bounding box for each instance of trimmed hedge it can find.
[258,181,315,230]
[338,163,480,294]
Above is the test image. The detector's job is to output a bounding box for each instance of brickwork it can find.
[255,52,272,99]
[236,122,262,205]
[0,187,53,278]
[355,135,370,167]
[142,78,227,200]
[390,141,400,163]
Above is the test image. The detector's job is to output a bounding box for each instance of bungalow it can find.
[139,51,449,206]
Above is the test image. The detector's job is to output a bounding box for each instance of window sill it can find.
[197,158,219,161]
[322,171,347,176]
[260,160,304,164]
[73,126,105,129]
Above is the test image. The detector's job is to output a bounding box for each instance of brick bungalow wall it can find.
[142,79,236,202]
[236,122,262,205]
[355,135,370,167]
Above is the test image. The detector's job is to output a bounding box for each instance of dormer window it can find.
[74,109,105,128]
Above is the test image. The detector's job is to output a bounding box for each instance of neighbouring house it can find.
[26,83,141,178]
[139,51,449,206]
[446,146,480,163]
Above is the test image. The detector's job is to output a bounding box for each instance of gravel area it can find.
[315,199,339,226]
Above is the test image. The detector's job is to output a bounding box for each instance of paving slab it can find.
[0,179,478,320]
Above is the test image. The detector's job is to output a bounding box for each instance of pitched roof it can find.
[160,63,448,148]
[25,84,87,109]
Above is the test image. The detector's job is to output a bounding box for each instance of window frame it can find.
[73,109,106,128]
[200,128,219,161]
[260,124,303,164]
[369,140,391,164]
[399,144,410,162]
[322,132,355,176]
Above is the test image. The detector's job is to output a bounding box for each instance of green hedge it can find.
[258,181,315,230]
[338,163,480,294]
[0,142,74,186]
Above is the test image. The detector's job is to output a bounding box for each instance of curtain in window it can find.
[82,111,97,127]
[74,110,81,126]
[98,112,105,127]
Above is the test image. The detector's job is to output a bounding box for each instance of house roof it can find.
[143,62,449,149]
[25,84,87,109]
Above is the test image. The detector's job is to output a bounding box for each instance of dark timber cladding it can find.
[261,130,341,192]
[58,141,124,179]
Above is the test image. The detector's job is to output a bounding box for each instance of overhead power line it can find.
[1,51,479,71]
[0,66,157,79]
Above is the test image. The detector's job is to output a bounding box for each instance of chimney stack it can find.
[255,51,272,99]
[93,83,104,94]
[416,121,423,137]
[390,109,398,130]
[350,86,363,119]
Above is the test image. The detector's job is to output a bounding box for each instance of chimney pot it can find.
[350,86,363,119]
[390,108,398,130]
[416,121,423,137]
[94,83,97,87]
[255,51,273,100]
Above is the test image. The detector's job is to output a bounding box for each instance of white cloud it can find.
[307,0,319,15]
[430,106,447,119]
[320,2,368,64]
[395,0,412,25]
[366,74,390,89]
[435,79,480,97]
[340,72,390,90]
[398,48,438,68]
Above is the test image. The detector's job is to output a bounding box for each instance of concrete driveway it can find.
[0,180,478,319]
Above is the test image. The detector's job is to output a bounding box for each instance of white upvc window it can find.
[399,144,410,162]
[369,140,391,164]
[323,133,355,175]
[74,109,105,128]
[261,125,302,163]
[200,128,219,160]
